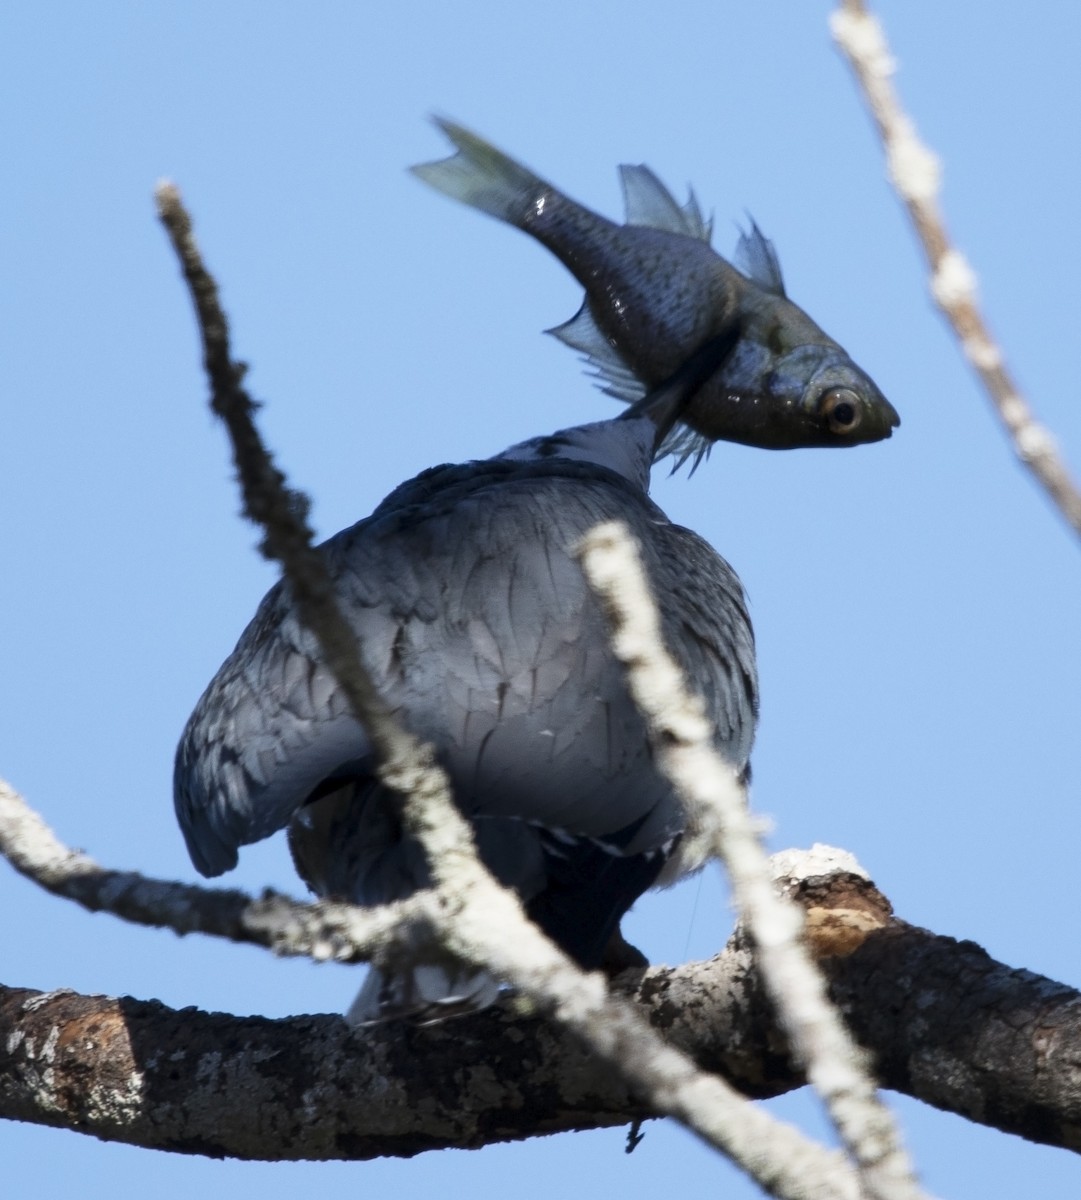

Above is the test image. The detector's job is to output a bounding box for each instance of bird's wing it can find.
[174,459,754,879]
[651,521,758,768]
[173,581,374,876]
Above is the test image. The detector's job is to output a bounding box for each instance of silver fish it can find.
[412,119,899,462]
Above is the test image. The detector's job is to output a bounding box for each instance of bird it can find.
[173,328,758,1023]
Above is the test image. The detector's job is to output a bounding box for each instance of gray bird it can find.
[174,330,758,1023]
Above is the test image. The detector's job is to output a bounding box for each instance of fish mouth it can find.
[875,409,900,441]
[858,399,899,444]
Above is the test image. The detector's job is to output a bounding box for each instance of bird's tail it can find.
[346,962,503,1027]
[410,117,546,228]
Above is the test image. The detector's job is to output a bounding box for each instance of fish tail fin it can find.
[411,117,545,227]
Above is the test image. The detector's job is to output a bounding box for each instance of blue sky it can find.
[3,3,1080,1196]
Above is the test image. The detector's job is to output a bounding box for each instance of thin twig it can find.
[578,521,930,1200]
[154,183,426,783]
[0,776,438,962]
[153,181,862,1199]
[831,0,1081,540]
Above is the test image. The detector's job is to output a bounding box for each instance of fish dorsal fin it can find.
[547,302,647,403]
[619,165,712,241]
[734,218,786,295]
[680,188,713,242]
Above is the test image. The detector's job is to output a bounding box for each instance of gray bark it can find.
[3,871,1080,1160]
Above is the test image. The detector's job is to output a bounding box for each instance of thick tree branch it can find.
[832,0,1081,541]
[829,927,1081,1155]
[4,865,1081,1158]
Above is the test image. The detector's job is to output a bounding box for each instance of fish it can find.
[412,118,899,464]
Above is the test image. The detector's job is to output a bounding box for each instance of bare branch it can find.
[578,523,926,1200]
[5,861,1081,1158]
[154,183,862,1199]
[5,755,1079,1161]
[154,182,434,787]
[0,776,440,963]
[831,0,1081,540]
[0,753,855,1187]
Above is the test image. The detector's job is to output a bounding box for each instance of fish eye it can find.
[818,387,862,435]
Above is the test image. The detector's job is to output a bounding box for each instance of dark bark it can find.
[828,925,1081,1153]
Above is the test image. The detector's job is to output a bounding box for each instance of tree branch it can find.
[831,0,1081,541]
[0,776,440,964]
[4,863,1081,1158]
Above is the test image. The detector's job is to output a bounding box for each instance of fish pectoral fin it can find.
[546,302,646,403]
[547,299,617,359]
[734,217,786,296]
[619,164,711,242]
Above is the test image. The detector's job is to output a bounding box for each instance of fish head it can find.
[770,343,899,448]
[685,332,899,452]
